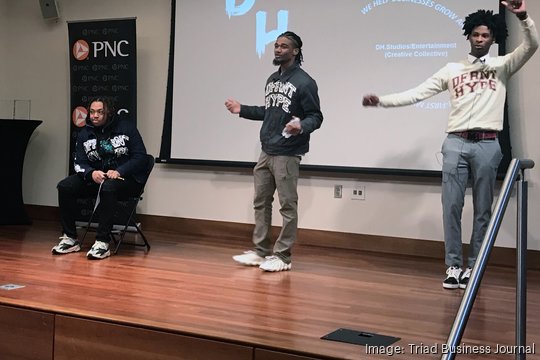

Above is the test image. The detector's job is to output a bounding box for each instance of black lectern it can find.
[0,119,42,225]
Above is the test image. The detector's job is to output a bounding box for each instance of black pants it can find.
[57,175,143,242]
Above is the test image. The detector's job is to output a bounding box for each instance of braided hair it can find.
[462,9,507,44]
[277,31,304,64]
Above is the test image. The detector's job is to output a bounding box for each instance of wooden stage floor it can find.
[0,220,539,359]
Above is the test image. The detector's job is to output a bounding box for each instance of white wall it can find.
[3,0,539,251]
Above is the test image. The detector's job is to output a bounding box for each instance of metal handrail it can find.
[441,158,535,360]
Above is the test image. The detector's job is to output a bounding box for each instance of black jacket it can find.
[239,64,323,156]
[74,114,148,183]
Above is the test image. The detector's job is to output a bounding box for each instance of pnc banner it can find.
[68,18,137,172]
[67,18,137,224]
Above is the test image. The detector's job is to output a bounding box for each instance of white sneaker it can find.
[259,256,292,272]
[86,240,111,260]
[52,234,81,254]
[233,250,265,266]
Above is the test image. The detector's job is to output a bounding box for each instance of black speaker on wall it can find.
[39,0,59,20]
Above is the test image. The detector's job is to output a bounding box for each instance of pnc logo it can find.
[72,106,88,127]
[73,40,90,61]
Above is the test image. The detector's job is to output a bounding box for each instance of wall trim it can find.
[26,204,538,269]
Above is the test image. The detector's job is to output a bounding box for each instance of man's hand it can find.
[92,170,107,184]
[362,95,380,107]
[285,116,302,136]
[501,0,527,16]
[106,170,122,180]
[224,98,241,114]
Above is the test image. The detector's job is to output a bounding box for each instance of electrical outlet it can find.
[334,184,343,198]
[351,185,365,200]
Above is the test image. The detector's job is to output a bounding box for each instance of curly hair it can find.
[462,10,508,44]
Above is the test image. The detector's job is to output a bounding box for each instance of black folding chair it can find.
[81,154,155,254]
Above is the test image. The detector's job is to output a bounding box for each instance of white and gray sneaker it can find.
[86,240,111,260]
[232,250,265,266]
[52,234,81,255]
[259,256,292,272]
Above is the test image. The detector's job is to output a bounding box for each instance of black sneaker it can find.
[443,266,462,289]
[459,267,472,289]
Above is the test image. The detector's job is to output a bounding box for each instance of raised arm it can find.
[501,0,527,19]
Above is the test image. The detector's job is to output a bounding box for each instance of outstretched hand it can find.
[362,95,380,107]
[501,0,526,14]
[224,98,241,114]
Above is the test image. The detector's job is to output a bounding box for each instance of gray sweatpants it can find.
[252,151,300,264]
[441,134,502,268]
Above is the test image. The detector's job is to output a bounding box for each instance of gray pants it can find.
[441,135,502,268]
[252,151,300,264]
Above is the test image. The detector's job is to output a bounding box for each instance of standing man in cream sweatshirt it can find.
[363,1,538,289]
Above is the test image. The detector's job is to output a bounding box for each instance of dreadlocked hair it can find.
[462,9,507,44]
[278,31,304,64]
[86,96,116,118]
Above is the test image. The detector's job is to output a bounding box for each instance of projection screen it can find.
[160,0,505,175]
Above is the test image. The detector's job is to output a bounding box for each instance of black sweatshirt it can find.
[239,63,323,156]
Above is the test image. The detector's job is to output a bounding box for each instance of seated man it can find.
[52,97,148,259]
